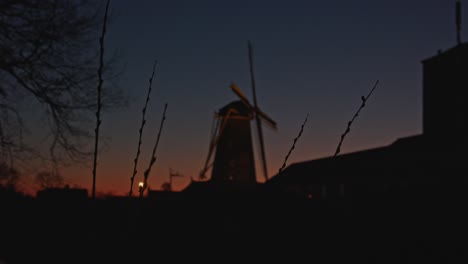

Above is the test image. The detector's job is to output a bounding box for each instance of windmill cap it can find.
[218,100,252,117]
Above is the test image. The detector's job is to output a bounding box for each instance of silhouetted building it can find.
[147,189,182,201]
[423,43,468,147]
[36,185,88,201]
[267,43,468,199]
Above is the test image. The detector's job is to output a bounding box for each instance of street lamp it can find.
[138,182,144,198]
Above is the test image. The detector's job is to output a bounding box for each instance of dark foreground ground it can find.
[0,185,467,263]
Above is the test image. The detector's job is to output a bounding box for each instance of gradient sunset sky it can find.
[38,0,465,196]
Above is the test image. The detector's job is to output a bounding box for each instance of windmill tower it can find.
[210,100,256,184]
[198,42,277,186]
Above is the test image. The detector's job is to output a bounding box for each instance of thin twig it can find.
[140,103,168,198]
[334,80,379,157]
[92,0,111,199]
[279,114,309,173]
[129,60,157,197]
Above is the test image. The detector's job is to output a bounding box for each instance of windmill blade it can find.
[200,107,237,180]
[230,83,254,109]
[255,120,269,182]
[247,40,269,182]
[200,115,220,179]
[232,83,277,129]
[256,108,277,130]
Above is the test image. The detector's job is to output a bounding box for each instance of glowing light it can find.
[138,182,144,188]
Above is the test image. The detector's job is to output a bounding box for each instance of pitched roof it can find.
[266,134,440,185]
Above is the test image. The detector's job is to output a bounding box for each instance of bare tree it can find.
[0,0,125,166]
[0,162,20,188]
[35,170,64,189]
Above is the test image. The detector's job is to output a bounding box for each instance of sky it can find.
[37,0,465,196]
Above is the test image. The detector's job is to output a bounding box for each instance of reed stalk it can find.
[334,80,379,157]
[92,0,111,199]
[278,114,309,173]
[140,103,168,198]
[129,60,157,197]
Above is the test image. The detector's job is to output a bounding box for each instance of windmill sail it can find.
[248,41,269,182]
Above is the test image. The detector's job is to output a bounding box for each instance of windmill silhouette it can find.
[199,42,277,185]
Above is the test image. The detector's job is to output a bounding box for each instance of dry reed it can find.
[92,0,111,199]
[278,113,309,173]
[334,80,379,157]
[129,60,157,197]
[140,103,168,198]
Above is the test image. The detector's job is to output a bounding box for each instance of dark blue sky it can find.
[59,0,465,195]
